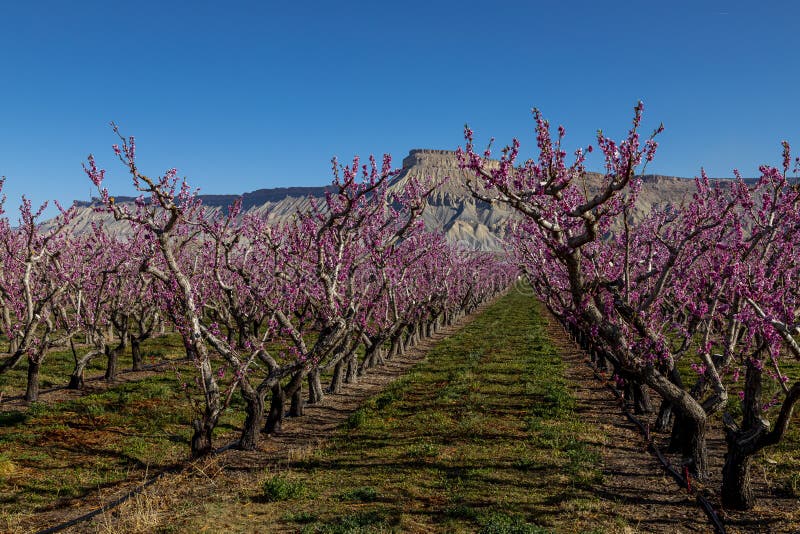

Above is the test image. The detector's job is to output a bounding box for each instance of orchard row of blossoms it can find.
[460,103,800,510]
[0,132,514,458]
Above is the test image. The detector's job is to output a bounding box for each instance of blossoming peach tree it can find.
[460,103,800,509]
[85,127,513,457]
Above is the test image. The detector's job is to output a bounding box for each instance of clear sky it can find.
[0,0,798,215]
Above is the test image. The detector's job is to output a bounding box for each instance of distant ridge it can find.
[76,186,334,211]
[59,150,735,250]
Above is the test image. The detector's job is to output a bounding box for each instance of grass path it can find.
[167,289,624,533]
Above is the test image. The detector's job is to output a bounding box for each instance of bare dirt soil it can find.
[543,309,800,534]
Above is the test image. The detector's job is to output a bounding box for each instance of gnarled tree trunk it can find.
[68,348,104,390]
[238,377,264,450]
[130,338,143,371]
[344,352,358,384]
[264,382,286,434]
[308,369,325,404]
[191,418,215,458]
[655,367,684,432]
[329,359,345,394]
[104,339,126,382]
[25,358,41,402]
[289,386,304,417]
[721,360,775,510]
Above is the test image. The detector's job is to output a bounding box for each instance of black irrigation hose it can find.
[34,440,235,534]
[559,321,727,534]
[35,467,175,534]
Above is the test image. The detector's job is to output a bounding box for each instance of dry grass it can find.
[0,456,16,478]
[95,490,164,534]
[89,458,226,533]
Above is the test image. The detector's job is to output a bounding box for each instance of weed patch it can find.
[346,408,368,429]
[304,509,396,533]
[260,474,309,502]
[479,512,551,534]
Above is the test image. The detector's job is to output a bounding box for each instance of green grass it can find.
[0,374,192,516]
[192,290,617,533]
[0,327,357,527]
[0,332,251,522]
[0,333,187,395]
[261,474,310,502]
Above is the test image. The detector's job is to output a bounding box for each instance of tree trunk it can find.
[25,358,41,402]
[68,370,85,390]
[668,411,709,479]
[344,353,358,384]
[190,418,214,458]
[264,382,286,434]
[655,366,685,432]
[389,331,404,359]
[104,349,117,382]
[329,359,345,394]
[654,400,674,432]
[289,385,304,417]
[721,360,764,510]
[183,338,197,360]
[595,349,608,371]
[131,338,143,371]
[68,348,104,390]
[722,448,754,509]
[632,382,653,414]
[104,343,124,382]
[238,378,264,451]
[623,380,635,405]
[308,369,325,404]
[361,346,385,374]
[639,364,708,480]
[189,343,222,459]
[358,348,373,375]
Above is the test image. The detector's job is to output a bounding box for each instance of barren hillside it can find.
[60,150,707,250]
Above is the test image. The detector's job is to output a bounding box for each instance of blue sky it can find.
[0,0,798,215]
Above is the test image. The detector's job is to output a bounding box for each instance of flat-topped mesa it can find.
[402,149,459,169]
[401,149,500,170]
[639,174,693,185]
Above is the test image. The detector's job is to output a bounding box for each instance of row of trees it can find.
[460,103,800,510]
[0,132,514,458]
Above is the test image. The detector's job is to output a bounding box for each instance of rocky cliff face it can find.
[390,150,706,249]
[390,149,513,250]
[58,150,707,250]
